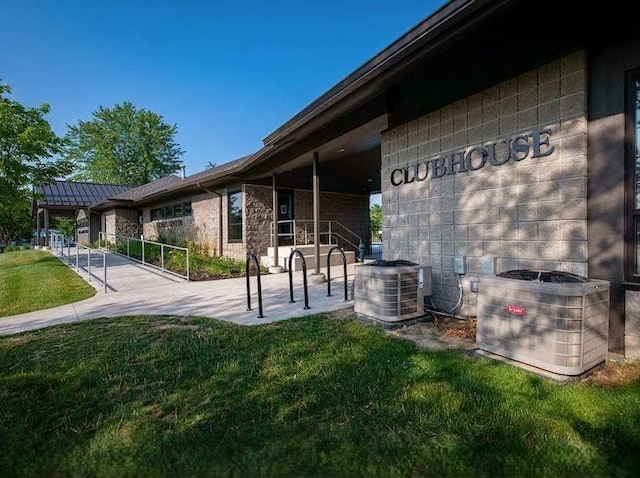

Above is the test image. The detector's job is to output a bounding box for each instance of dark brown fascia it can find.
[89,198,135,212]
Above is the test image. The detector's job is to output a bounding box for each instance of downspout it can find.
[198,182,224,256]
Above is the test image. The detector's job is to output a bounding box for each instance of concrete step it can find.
[261,248,357,271]
[267,244,338,257]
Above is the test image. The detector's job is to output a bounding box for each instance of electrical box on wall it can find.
[483,256,496,276]
[454,256,466,274]
[470,277,479,293]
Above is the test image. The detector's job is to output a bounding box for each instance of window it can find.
[228,190,243,242]
[150,201,192,221]
[627,73,640,279]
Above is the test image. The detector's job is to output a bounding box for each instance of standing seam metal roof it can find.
[35,181,133,207]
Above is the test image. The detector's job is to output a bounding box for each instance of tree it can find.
[65,102,184,186]
[0,196,32,245]
[52,217,75,239]
[0,80,71,244]
[370,203,382,241]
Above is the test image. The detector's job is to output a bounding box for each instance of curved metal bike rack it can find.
[326,246,349,301]
[245,253,264,318]
[288,249,310,310]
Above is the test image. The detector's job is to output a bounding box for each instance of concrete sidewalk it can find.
[0,250,356,336]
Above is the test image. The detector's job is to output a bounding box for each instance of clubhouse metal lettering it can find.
[390,128,554,186]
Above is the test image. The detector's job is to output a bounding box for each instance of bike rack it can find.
[288,249,310,310]
[327,246,349,301]
[245,253,264,318]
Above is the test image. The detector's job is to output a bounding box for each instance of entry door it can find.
[277,190,294,245]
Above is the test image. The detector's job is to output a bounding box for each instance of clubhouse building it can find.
[42,0,639,359]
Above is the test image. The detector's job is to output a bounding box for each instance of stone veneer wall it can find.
[242,186,369,258]
[381,50,588,315]
[244,185,273,258]
[294,190,369,252]
[104,209,138,238]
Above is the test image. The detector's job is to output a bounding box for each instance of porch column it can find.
[310,152,325,283]
[313,152,320,274]
[269,174,283,273]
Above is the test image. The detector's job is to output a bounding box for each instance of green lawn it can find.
[0,314,638,477]
[0,250,96,317]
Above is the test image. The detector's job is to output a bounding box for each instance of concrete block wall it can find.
[192,191,220,255]
[103,210,116,237]
[139,189,244,259]
[625,291,640,360]
[381,50,588,316]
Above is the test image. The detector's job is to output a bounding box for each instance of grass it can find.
[0,314,639,477]
[0,250,96,317]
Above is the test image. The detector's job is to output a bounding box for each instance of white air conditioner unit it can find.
[354,260,432,323]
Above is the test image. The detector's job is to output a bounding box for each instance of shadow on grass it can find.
[0,315,638,477]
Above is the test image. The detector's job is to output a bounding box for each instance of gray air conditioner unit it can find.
[354,260,432,323]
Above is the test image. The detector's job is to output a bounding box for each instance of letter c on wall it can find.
[390,168,404,186]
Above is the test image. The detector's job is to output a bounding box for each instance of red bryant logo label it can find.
[505,305,526,315]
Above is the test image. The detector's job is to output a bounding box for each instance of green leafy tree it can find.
[65,102,184,186]
[370,203,382,240]
[0,80,71,244]
[0,197,33,246]
[53,217,75,239]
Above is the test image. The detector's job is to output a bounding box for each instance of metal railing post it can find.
[88,247,91,281]
[103,254,107,293]
[142,239,145,264]
[127,238,130,258]
[161,244,164,273]
[76,245,79,271]
[186,249,190,281]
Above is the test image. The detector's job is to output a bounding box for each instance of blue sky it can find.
[2,0,442,176]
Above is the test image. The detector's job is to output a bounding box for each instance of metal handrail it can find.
[51,232,108,293]
[288,249,310,310]
[270,219,362,252]
[98,232,189,281]
[245,253,264,318]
